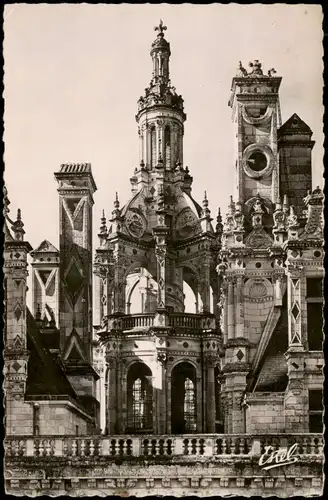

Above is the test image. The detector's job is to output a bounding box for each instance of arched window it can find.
[184,377,196,432]
[127,363,153,433]
[164,126,171,169]
[171,362,197,433]
[150,127,157,169]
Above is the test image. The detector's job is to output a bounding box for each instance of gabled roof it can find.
[278,113,313,135]
[31,239,59,254]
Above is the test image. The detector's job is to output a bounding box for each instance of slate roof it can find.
[26,308,78,399]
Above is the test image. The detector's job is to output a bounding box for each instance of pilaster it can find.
[4,203,33,435]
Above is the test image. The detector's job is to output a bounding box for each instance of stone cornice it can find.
[222,362,251,373]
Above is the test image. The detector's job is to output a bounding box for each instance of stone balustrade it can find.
[122,313,155,330]
[109,312,204,331]
[169,313,202,329]
[5,433,323,459]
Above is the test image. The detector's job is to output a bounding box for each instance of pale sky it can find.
[4,4,324,257]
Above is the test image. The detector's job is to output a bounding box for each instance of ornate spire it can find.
[201,191,211,219]
[137,22,185,117]
[11,209,26,241]
[112,192,121,219]
[98,210,108,241]
[3,185,10,216]
[216,207,223,235]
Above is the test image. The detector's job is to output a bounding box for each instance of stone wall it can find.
[36,403,89,435]
[245,393,285,433]
[5,450,323,497]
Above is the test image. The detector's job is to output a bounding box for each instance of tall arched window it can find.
[184,377,196,432]
[164,126,171,169]
[127,363,153,433]
[171,362,197,433]
[150,127,157,169]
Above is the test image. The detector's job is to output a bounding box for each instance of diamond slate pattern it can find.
[236,349,244,361]
[14,306,22,322]
[291,303,300,320]
[12,361,21,372]
[66,262,84,303]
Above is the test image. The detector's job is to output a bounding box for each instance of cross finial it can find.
[154,19,167,36]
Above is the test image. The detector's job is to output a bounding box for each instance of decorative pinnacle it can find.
[216,207,223,234]
[11,208,25,241]
[154,19,167,36]
[3,185,10,215]
[99,209,108,238]
[203,191,208,205]
[114,192,120,209]
[202,191,211,219]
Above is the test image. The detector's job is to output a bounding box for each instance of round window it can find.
[247,151,267,172]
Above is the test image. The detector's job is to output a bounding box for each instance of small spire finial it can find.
[154,19,167,36]
[216,207,223,235]
[11,208,25,241]
[98,210,108,239]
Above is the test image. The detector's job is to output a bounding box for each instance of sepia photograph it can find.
[3,3,324,497]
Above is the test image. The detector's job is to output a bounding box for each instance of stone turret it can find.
[94,23,221,436]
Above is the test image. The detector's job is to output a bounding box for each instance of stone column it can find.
[179,129,184,165]
[153,230,169,314]
[170,127,175,169]
[94,276,103,325]
[222,289,228,345]
[205,357,216,433]
[223,371,247,434]
[104,366,109,434]
[145,123,150,169]
[196,376,202,432]
[107,357,117,434]
[116,359,124,433]
[157,353,167,434]
[284,349,307,432]
[287,267,303,346]
[284,263,307,432]
[227,278,235,340]
[4,233,33,435]
[199,260,211,313]
[167,374,172,434]
[274,273,283,306]
[235,275,245,338]
[113,260,125,314]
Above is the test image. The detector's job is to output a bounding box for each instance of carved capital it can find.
[157,351,167,365]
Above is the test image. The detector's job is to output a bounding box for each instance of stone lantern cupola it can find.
[136,20,186,171]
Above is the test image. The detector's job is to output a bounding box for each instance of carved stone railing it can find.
[122,314,155,330]
[115,313,204,331]
[168,313,202,329]
[5,434,323,459]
